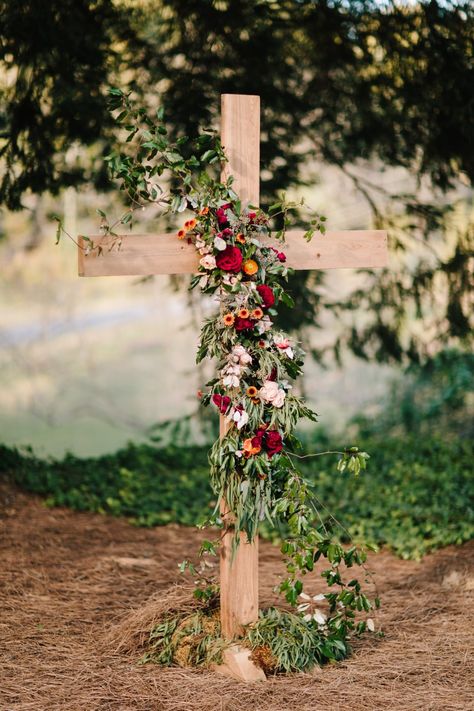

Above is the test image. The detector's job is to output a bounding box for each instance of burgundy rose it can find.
[234,317,255,332]
[216,245,243,273]
[212,394,231,414]
[256,284,275,308]
[268,367,278,381]
[216,203,232,226]
[251,434,263,449]
[264,430,283,458]
[270,247,287,263]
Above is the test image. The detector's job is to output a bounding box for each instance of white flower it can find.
[272,389,286,408]
[214,236,227,251]
[297,603,310,612]
[367,618,375,632]
[223,374,239,388]
[259,380,286,408]
[232,409,249,430]
[199,254,216,270]
[256,316,273,334]
[274,334,294,359]
[225,364,241,376]
[303,613,312,622]
[232,345,252,365]
[298,593,311,601]
[312,594,326,602]
[259,380,280,403]
[313,610,327,626]
[195,239,206,249]
[223,274,237,286]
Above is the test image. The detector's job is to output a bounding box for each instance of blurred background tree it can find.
[1,0,472,364]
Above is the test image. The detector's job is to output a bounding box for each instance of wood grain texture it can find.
[78,229,388,277]
[221,94,260,207]
[214,645,267,682]
[219,95,260,641]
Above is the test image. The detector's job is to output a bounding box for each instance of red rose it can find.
[271,247,286,263]
[216,245,243,273]
[212,394,231,414]
[256,284,275,308]
[216,204,232,226]
[264,430,283,458]
[234,317,255,332]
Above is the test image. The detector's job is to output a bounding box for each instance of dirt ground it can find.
[1,484,473,711]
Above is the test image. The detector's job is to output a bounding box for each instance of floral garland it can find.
[61,89,379,666]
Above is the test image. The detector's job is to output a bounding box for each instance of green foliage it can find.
[300,434,474,560]
[246,607,350,673]
[142,603,356,673]
[2,1,473,363]
[1,443,212,527]
[143,608,225,668]
[2,433,472,560]
[354,349,474,439]
[3,1,473,207]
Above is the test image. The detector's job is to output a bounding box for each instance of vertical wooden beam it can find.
[219,95,260,641]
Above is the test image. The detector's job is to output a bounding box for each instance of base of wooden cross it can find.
[213,644,267,682]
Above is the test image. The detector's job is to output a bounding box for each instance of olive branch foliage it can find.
[58,87,380,671]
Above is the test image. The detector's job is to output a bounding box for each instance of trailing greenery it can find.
[2,432,473,560]
[142,607,225,668]
[143,603,358,674]
[2,1,473,364]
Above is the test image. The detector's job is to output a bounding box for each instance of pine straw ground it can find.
[1,484,473,711]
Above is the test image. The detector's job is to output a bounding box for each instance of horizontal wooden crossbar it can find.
[78,229,388,277]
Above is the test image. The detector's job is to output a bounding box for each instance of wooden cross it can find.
[78,94,388,681]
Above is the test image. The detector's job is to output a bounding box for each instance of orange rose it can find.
[242,259,258,276]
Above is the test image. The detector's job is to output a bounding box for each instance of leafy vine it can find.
[58,88,380,671]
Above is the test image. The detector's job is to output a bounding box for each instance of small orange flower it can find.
[223,313,235,327]
[236,233,246,244]
[188,218,197,229]
[243,438,254,452]
[243,259,258,276]
[243,438,261,456]
[199,206,209,216]
[197,389,203,398]
[258,339,266,348]
[177,229,186,239]
[184,220,191,229]
[238,308,250,318]
[251,397,260,404]
[251,307,264,320]
[246,386,258,397]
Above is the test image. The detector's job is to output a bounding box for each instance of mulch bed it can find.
[1,483,473,711]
